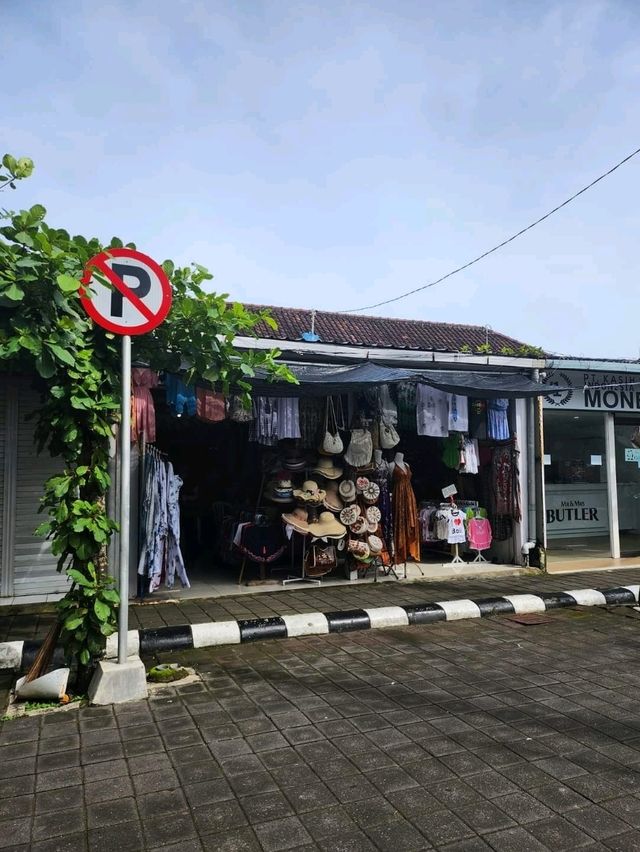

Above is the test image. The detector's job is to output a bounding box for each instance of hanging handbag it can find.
[305,543,337,577]
[379,418,400,449]
[320,396,344,456]
[228,395,253,423]
[344,427,373,467]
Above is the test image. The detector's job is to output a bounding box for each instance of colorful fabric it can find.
[392,464,421,563]
[372,458,393,556]
[488,398,510,440]
[416,385,449,437]
[165,374,196,417]
[396,383,416,431]
[196,387,226,422]
[131,368,158,442]
[448,394,469,432]
[468,517,492,551]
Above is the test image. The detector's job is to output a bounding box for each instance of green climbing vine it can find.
[0,154,293,670]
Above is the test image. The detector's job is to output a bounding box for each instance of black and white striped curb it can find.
[1,584,637,671]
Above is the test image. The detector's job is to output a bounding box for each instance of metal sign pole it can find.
[117,334,131,664]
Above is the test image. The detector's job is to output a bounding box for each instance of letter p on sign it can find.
[80,248,172,335]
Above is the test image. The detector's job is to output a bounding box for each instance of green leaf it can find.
[94,599,111,622]
[47,343,75,366]
[56,273,81,293]
[3,283,24,301]
[66,569,94,587]
[14,231,34,247]
[63,615,84,631]
[35,349,56,379]
[79,648,90,665]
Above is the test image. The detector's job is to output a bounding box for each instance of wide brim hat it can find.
[282,507,311,534]
[266,487,294,504]
[308,511,347,539]
[340,505,360,526]
[311,457,343,480]
[365,506,381,525]
[363,482,381,504]
[323,482,344,513]
[293,480,327,503]
[283,458,307,471]
[339,480,356,502]
[350,516,368,535]
[368,534,383,555]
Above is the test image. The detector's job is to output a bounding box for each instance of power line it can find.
[343,145,640,314]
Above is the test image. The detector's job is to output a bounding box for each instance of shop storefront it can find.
[126,362,545,600]
[543,361,640,565]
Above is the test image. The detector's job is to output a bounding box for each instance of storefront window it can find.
[614,415,640,556]
[543,411,610,555]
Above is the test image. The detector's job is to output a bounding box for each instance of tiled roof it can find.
[242,303,537,355]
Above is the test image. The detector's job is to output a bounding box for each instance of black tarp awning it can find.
[250,362,550,399]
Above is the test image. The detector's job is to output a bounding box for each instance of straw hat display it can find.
[308,511,347,539]
[355,476,370,493]
[272,478,293,498]
[323,481,344,513]
[338,480,356,502]
[367,534,383,555]
[340,505,360,526]
[283,454,307,471]
[281,507,311,534]
[365,505,381,525]
[311,457,343,480]
[265,480,294,504]
[348,539,370,559]
[362,482,381,504]
[350,516,368,535]
[293,480,326,504]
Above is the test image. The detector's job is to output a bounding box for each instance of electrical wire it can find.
[343,145,640,314]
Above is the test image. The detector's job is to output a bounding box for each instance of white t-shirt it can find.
[417,386,449,437]
[448,394,469,432]
[447,510,467,544]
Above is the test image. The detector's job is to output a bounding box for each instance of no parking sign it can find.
[80,248,172,335]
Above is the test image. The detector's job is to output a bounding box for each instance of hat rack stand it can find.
[282,530,322,586]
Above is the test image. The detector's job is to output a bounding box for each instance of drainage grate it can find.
[503,613,554,626]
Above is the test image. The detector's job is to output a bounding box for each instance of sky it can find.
[3,0,640,357]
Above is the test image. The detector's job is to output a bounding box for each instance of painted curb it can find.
[1,584,638,671]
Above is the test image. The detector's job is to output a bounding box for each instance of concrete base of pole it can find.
[88,656,148,705]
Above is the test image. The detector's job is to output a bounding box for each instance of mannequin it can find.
[391,452,420,562]
[389,452,407,474]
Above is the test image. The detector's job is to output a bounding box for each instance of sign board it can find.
[80,248,172,335]
[625,448,640,463]
[543,369,640,412]
[442,484,457,499]
[545,484,608,538]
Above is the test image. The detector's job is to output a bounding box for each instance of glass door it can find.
[543,410,610,561]
[614,416,640,557]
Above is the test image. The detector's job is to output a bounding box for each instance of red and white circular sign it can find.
[80,248,172,335]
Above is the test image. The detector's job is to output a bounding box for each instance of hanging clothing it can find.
[371,457,393,556]
[447,509,466,544]
[276,397,301,439]
[462,438,480,475]
[251,397,278,445]
[396,383,417,432]
[488,398,510,440]
[166,374,197,417]
[416,385,449,437]
[442,435,462,470]
[392,463,421,563]
[138,450,189,594]
[468,517,492,551]
[131,368,158,443]
[299,396,324,449]
[448,394,469,432]
[196,387,226,423]
[165,463,189,589]
[378,385,398,426]
[491,440,522,521]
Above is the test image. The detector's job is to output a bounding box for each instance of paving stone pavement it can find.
[4,604,640,849]
[4,566,640,643]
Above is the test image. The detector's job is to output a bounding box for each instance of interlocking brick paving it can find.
[3,604,640,848]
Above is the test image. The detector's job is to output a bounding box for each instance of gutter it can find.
[232,336,545,371]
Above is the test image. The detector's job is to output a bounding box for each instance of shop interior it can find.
[544,410,640,569]
[132,368,526,600]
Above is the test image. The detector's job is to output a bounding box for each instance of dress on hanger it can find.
[131,368,159,442]
[371,457,393,556]
[392,463,421,563]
